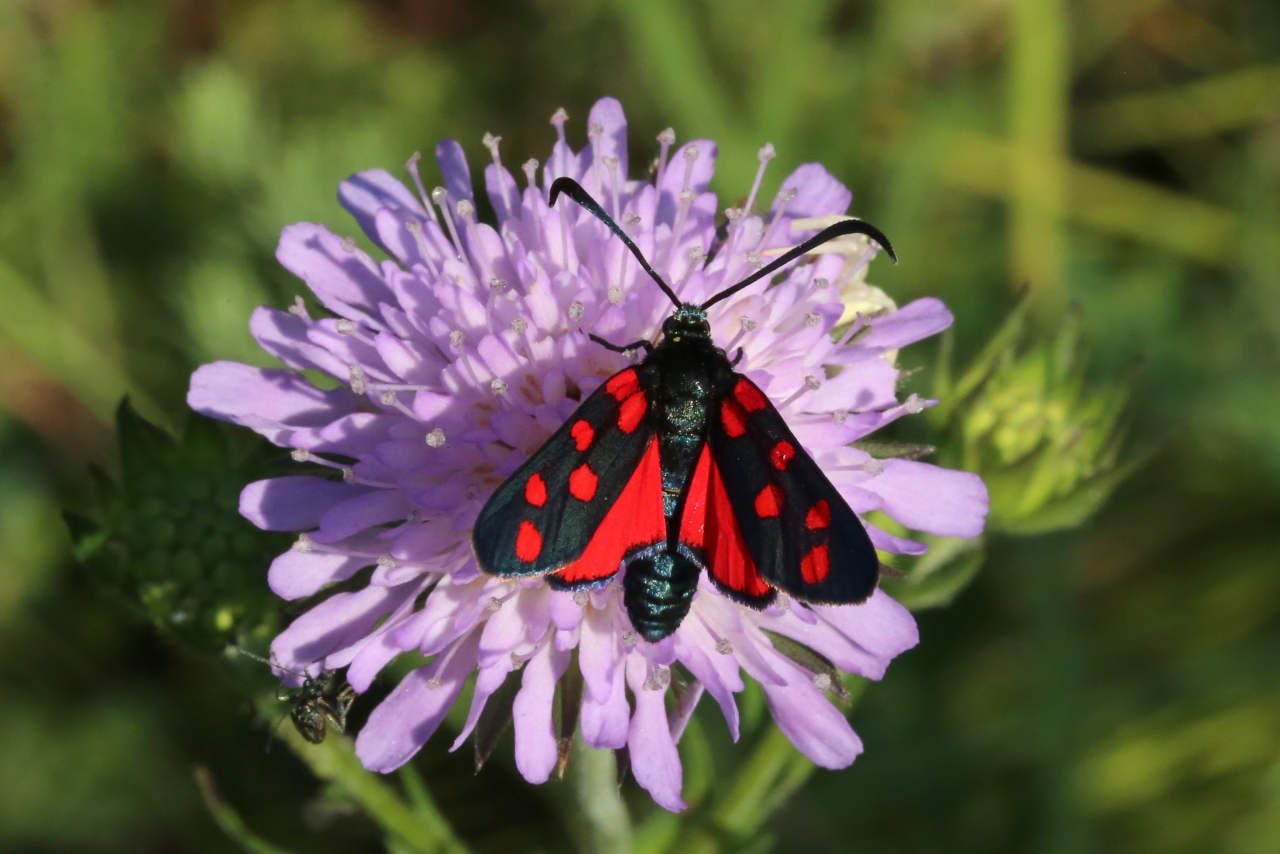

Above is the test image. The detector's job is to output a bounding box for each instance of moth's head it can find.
[662,305,711,343]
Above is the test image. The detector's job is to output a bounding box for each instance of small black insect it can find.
[233,648,356,744]
[473,177,897,642]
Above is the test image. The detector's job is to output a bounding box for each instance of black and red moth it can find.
[473,177,897,642]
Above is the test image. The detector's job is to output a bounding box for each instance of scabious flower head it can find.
[188,97,988,811]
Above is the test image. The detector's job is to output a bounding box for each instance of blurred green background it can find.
[3,0,1280,851]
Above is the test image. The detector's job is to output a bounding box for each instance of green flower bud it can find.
[64,401,287,653]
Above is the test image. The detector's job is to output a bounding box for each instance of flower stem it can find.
[562,735,633,854]
[263,699,470,854]
[194,765,299,854]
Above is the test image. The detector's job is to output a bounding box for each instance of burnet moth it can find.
[473,177,897,642]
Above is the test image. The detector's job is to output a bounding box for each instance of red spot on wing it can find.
[525,473,547,507]
[554,438,665,585]
[805,500,831,530]
[733,378,768,412]
[721,398,747,438]
[516,521,543,563]
[680,445,772,599]
[606,369,640,401]
[617,392,647,434]
[569,464,598,502]
[571,420,594,452]
[754,484,783,518]
[800,544,830,584]
[770,441,795,470]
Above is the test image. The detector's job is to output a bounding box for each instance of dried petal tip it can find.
[725,208,744,222]
[623,212,641,226]
[349,365,366,394]
[683,146,700,162]
[291,448,310,462]
[482,132,501,156]
[550,107,568,126]
[377,554,398,569]
[741,317,758,332]
[489,278,509,291]
[572,591,589,606]
[812,673,833,691]
[455,200,475,218]
[657,127,676,145]
[621,631,638,647]
[336,319,356,335]
[490,378,508,394]
[813,277,829,289]
[292,533,313,554]
[778,187,798,202]
[511,317,528,334]
[806,312,821,327]
[588,122,604,139]
[833,410,848,424]
[485,597,503,612]
[339,237,357,252]
[449,330,465,347]
[425,428,446,448]
[568,301,585,321]
[341,466,355,483]
[715,639,734,655]
[862,459,884,476]
[380,390,397,405]
[746,251,763,269]
[903,393,926,414]
[427,677,443,689]
[431,186,448,204]
[758,142,777,162]
[804,375,822,390]
[608,286,624,305]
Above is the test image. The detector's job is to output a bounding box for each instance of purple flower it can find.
[188,97,988,812]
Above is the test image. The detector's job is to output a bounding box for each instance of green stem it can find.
[263,699,471,854]
[565,737,634,854]
[194,765,300,854]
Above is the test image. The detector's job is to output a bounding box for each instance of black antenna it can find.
[701,219,897,310]
[549,178,683,309]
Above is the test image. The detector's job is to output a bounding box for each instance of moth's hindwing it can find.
[473,366,666,585]
[708,375,879,604]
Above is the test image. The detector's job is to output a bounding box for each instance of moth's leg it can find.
[731,347,745,367]
[332,685,357,731]
[589,334,654,356]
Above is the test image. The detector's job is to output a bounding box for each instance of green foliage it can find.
[65,402,285,653]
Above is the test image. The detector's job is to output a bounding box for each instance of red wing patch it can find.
[680,445,773,601]
[606,369,640,401]
[554,437,665,585]
[525,473,548,507]
[571,420,594,451]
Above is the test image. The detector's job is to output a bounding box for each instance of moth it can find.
[474,177,896,641]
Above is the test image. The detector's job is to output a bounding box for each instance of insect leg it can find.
[731,347,745,366]
[589,334,654,356]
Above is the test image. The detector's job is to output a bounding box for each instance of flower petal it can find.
[356,631,480,772]
[760,651,863,769]
[625,655,686,812]
[859,298,953,349]
[240,477,371,531]
[513,639,570,784]
[860,460,989,537]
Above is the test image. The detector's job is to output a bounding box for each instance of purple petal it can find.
[272,582,416,675]
[625,655,686,812]
[268,549,370,599]
[761,651,863,769]
[579,661,629,749]
[759,606,896,681]
[485,163,521,226]
[436,139,474,206]
[674,618,744,741]
[513,640,570,784]
[657,141,717,227]
[240,477,371,531]
[773,163,852,221]
[812,590,919,661]
[249,308,349,376]
[355,631,480,772]
[189,363,358,433]
[866,522,927,555]
[579,605,622,704]
[588,97,629,180]
[312,489,412,544]
[276,223,395,316]
[806,356,899,413]
[860,460,989,538]
[859,298,953,350]
[451,658,515,749]
[338,169,426,249]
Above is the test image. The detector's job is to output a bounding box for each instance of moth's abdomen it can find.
[623,551,700,642]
